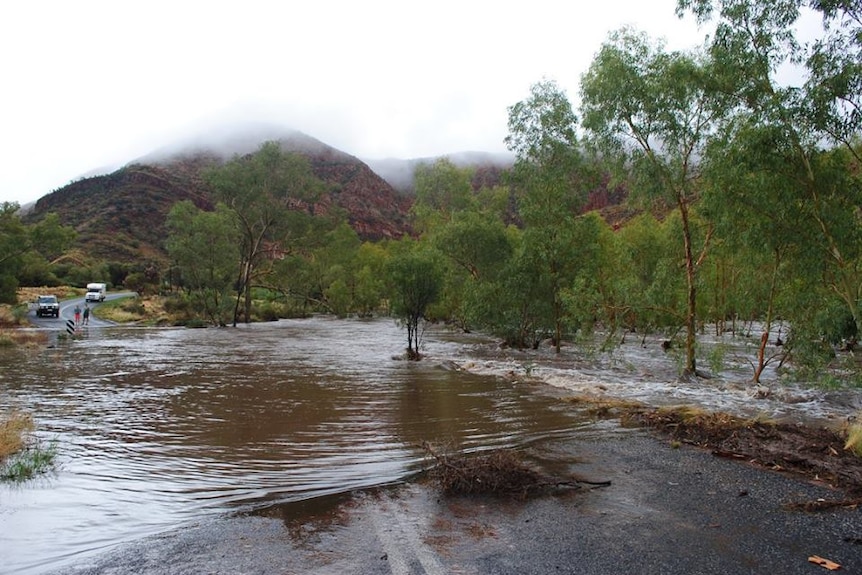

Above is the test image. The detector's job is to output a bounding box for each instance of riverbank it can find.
[51,424,862,575]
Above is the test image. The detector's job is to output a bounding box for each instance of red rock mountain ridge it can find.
[27,131,414,262]
[26,127,629,264]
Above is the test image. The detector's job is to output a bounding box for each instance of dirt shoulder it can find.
[627,407,862,500]
[52,422,862,575]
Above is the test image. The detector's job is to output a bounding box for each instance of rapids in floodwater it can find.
[0,316,859,574]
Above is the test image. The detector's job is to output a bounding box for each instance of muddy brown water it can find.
[3,316,860,574]
[0,317,590,575]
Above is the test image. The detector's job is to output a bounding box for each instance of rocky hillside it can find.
[26,130,414,262]
[24,126,631,265]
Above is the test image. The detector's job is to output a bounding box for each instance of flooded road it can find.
[0,317,584,575]
[1,317,860,574]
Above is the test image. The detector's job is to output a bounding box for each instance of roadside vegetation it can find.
[0,303,47,347]
[0,411,57,482]
[92,294,171,326]
[623,405,862,505]
[847,419,862,458]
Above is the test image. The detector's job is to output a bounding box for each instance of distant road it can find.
[29,291,135,329]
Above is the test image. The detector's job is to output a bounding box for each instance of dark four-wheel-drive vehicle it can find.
[36,295,60,317]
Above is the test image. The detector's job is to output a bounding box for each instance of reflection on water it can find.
[3,316,858,574]
[0,317,585,575]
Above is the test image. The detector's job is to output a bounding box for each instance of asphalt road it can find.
[28,291,134,329]
[50,430,862,575]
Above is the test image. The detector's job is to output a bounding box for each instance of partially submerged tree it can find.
[506,80,589,353]
[581,29,719,375]
[678,0,862,358]
[386,247,443,360]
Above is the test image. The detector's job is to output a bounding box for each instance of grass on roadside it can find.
[94,295,170,325]
[0,328,49,348]
[0,411,33,457]
[0,305,50,348]
[845,415,862,457]
[0,411,58,481]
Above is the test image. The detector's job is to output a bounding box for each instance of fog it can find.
[2,0,709,206]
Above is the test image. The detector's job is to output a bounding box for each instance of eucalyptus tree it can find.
[431,209,514,331]
[166,201,239,326]
[506,79,590,353]
[580,29,721,375]
[0,203,75,302]
[468,228,556,349]
[678,0,862,353]
[312,223,372,316]
[559,211,618,340]
[205,141,325,325]
[615,213,676,338]
[698,121,812,380]
[411,158,476,234]
[264,214,344,315]
[352,242,389,317]
[385,244,444,360]
[409,157,483,329]
[0,203,31,302]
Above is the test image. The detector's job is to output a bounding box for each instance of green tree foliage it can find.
[614,213,685,338]
[581,29,720,375]
[385,244,443,360]
[480,229,555,349]
[309,223,364,316]
[678,0,862,358]
[506,80,589,352]
[433,211,512,282]
[428,210,514,331]
[166,201,240,326]
[407,154,517,333]
[0,204,27,303]
[411,158,476,233]
[353,243,389,317]
[559,212,622,341]
[260,222,384,318]
[205,141,326,325]
[0,203,75,302]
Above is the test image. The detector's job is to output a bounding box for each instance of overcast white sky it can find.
[1,0,709,206]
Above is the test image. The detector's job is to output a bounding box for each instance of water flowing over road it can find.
[1,316,859,574]
[1,317,583,574]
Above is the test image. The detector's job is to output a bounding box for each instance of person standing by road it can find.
[83,304,90,326]
[74,304,82,326]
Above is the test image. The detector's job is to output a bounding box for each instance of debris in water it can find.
[420,441,609,498]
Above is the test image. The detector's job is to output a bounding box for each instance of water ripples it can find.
[1,317,584,574]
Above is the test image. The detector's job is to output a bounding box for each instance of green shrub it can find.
[120,298,146,315]
[0,411,58,481]
[163,295,191,314]
[253,301,282,322]
[1,443,58,481]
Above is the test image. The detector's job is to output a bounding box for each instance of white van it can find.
[85,283,107,303]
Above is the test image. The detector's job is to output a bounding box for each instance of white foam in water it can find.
[430,323,862,427]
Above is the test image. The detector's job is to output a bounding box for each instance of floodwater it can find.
[0,317,584,575]
[1,317,860,575]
